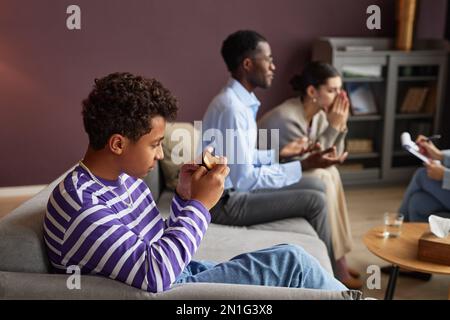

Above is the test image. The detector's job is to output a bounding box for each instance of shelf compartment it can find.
[398,76,438,82]
[343,77,385,83]
[312,37,447,185]
[349,115,382,122]
[393,150,408,157]
[395,113,433,120]
[347,152,380,160]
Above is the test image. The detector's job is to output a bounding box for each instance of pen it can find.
[425,134,441,142]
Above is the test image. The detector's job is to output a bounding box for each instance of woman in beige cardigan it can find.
[258,61,361,289]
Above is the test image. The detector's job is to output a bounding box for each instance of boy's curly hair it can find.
[82,72,178,150]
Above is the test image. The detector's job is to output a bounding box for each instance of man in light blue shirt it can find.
[202,77,302,191]
[201,30,339,271]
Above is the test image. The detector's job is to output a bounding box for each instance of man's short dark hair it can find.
[221,30,267,72]
[82,72,178,150]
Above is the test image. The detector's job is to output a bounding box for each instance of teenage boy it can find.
[44,72,346,292]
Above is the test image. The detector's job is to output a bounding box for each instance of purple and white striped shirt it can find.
[43,164,210,293]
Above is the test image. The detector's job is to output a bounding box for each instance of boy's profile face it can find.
[120,116,165,178]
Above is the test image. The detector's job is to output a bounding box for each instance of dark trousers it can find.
[210,176,336,274]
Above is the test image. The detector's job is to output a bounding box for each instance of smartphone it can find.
[202,150,220,170]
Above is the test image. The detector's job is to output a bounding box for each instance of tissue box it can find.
[417,232,450,266]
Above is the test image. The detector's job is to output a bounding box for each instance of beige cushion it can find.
[160,122,199,190]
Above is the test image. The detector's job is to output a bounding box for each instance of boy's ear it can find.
[109,134,127,155]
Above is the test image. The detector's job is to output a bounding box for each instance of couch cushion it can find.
[248,217,318,238]
[0,182,58,273]
[194,224,333,274]
[0,271,361,300]
[0,167,79,273]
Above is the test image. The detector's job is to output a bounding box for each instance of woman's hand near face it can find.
[341,91,350,129]
[327,92,349,132]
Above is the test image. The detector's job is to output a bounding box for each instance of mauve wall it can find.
[0,0,446,186]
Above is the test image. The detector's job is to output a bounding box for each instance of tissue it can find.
[429,215,450,238]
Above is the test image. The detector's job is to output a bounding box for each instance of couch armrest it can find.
[0,271,362,300]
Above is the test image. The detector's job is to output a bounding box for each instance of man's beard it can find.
[249,74,271,89]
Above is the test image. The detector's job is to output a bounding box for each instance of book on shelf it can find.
[346,83,378,115]
[346,139,374,154]
[400,87,429,113]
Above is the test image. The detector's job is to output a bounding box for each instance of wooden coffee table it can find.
[363,222,450,300]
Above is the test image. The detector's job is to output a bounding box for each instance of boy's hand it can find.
[190,157,230,210]
[425,161,445,181]
[416,135,443,161]
[301,146,347,170]
[176,163,201,200]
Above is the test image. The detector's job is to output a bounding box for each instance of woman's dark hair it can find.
[82,72,178,150]
[221,30,267,72]
[290,61,341,100]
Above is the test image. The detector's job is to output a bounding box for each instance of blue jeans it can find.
[399,168,450,222]
[175,244,346,291]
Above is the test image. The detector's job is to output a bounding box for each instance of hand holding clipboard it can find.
[401,132,431,164]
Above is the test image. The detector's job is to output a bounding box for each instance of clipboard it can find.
[400,132,430,164]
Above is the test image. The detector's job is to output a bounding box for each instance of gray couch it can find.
[0,163,362,300]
